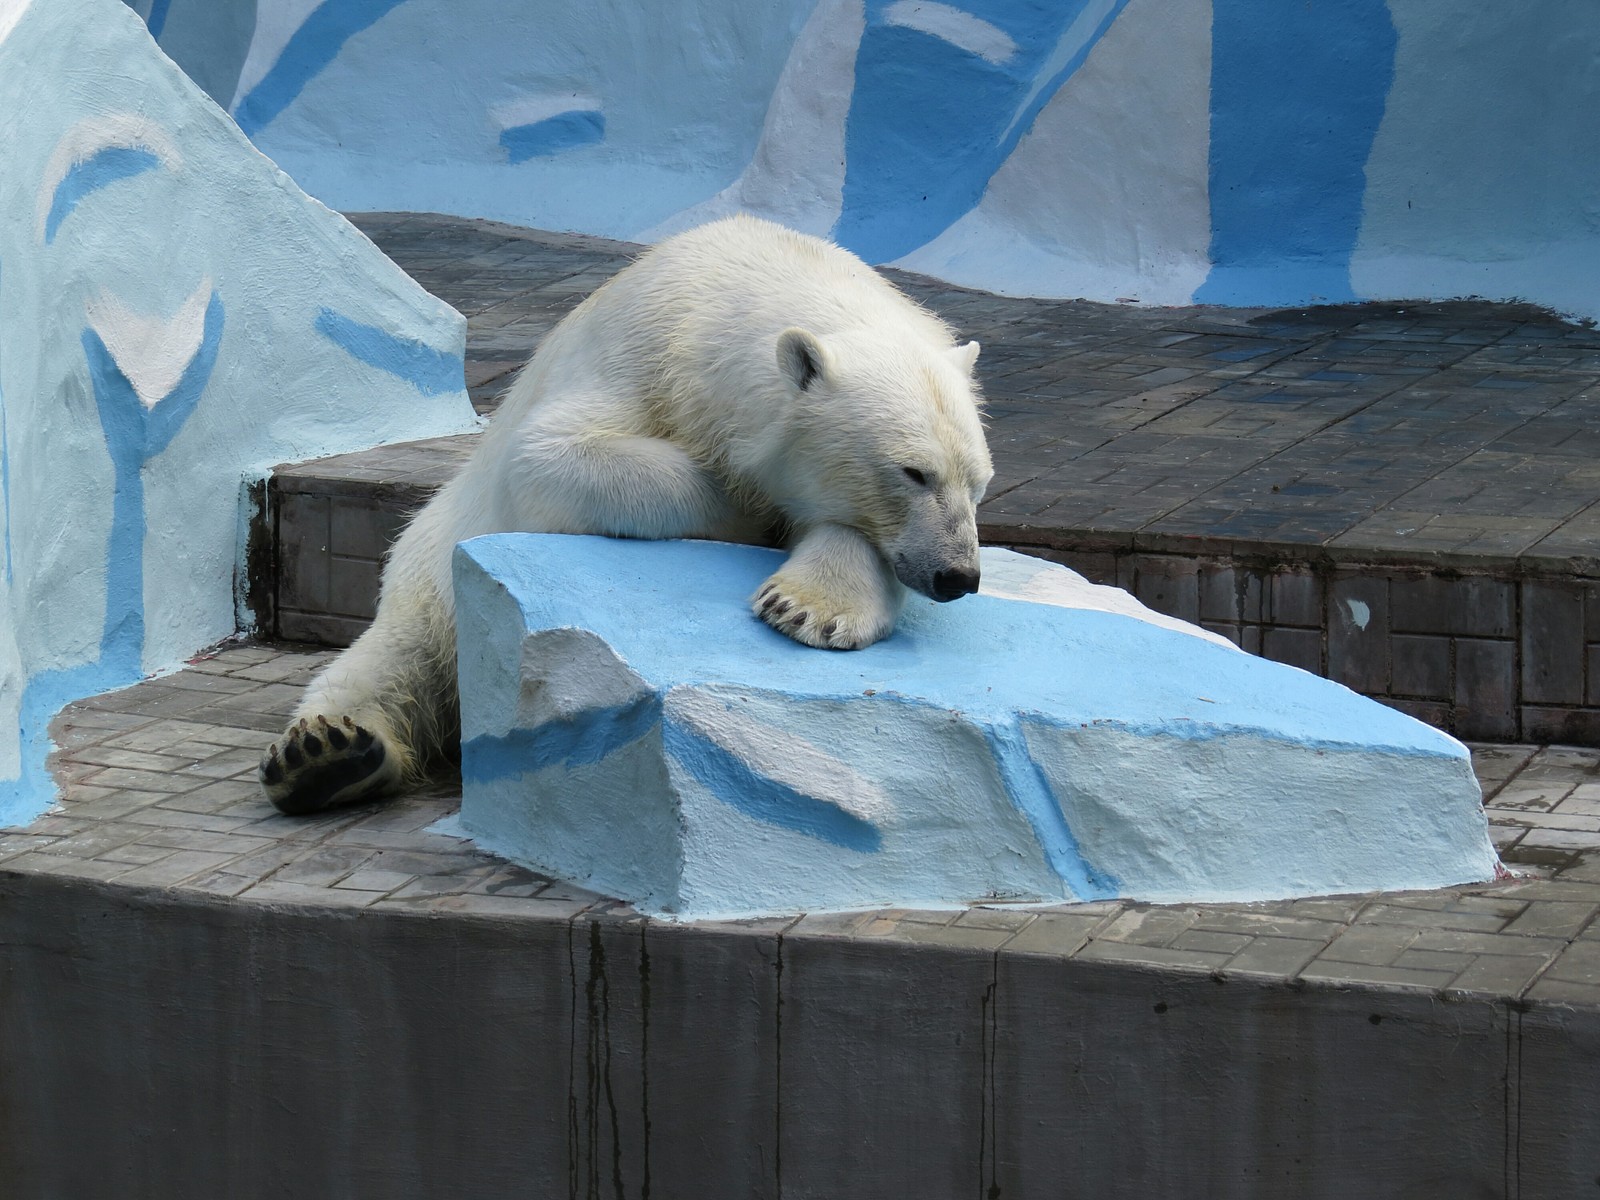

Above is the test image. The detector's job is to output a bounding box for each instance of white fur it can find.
[284,215,992,785]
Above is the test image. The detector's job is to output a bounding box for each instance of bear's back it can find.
[625,215,954,351]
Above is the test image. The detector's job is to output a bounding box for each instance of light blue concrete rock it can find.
[453,534,1499,919]
[0,0,479,822]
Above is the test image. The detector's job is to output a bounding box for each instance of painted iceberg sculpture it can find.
[0,0,478,823]
[453,535,1499,920]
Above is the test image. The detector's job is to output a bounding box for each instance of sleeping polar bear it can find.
[260,215,993,814]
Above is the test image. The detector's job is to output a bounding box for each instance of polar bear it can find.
[260,215,992,814]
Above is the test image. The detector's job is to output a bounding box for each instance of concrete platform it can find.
[1,641,1597,1197]
[266,213,1600,745]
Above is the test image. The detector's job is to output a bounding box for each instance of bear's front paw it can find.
[752,578,894,650]
[259,715,400,815]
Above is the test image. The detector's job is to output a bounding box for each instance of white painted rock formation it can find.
[453,535,1500,919]
[0,0,479,822]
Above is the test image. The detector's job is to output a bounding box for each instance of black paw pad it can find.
[260,750,284,786]
[325,724,349,751]
[303,733,324,757]
[284,741,304,769]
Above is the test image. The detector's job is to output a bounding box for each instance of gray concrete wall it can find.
[1,872,1596,1198]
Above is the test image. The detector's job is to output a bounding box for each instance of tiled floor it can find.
[348,211,1600,571]
[9,641,1598,1010]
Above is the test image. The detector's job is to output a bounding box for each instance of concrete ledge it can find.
[1,867,1597,1199]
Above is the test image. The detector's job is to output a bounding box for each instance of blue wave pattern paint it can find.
[500,110,606,164]
[144,0,173,40]
[835,0,1130,263]
[45,146,162,244]
[985,719,1115,898]
[234,0,410,137]
[462,695,661,781]
[662,716,884,854]
[461,696,885,855]
[1198,0,1397,305]
[314,307,464,395]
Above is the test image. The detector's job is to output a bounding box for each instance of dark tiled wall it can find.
[271,489,406,647]
[1005,545,1600,746]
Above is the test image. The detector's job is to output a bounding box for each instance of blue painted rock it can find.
[453,535,1498,919]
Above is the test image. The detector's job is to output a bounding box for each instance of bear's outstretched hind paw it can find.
[259,715,399,815]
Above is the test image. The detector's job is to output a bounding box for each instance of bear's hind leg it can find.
[260,713,396,816]
[753,523,904,650]
[260,596,456,815]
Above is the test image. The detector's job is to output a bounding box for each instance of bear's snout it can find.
[931,566,980,602]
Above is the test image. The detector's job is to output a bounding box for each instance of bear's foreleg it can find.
[752,522,904,650]
[506,416,766,543]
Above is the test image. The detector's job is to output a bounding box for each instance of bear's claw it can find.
[259,715,398,816]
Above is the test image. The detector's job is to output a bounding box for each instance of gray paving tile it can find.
[238,880,388,909]
[1221,936,1325,979]
[377,891,599,920]
[1076,938,1231,973]
[0,833,64,861]
[1298,961,1455,991]
[1446,954,1558,998]
[999,912,1108,957]
[113,850,244,888]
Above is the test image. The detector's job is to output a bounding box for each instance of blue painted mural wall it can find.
[0,0,478,824]
[129,0,1600,315]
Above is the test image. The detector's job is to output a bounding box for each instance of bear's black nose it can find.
[931,567,981,602]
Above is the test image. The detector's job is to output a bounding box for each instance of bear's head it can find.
[774,326,992,602]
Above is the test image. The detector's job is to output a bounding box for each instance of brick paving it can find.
[7,641,1599,1010]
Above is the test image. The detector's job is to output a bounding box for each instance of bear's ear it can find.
[777,327,830,393]
[948,340,981,375]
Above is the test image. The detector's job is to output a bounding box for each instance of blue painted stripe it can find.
[145,0,173,40]
[81,290,224,668]
[1197,0,1397,305]
[836,0,1128,263]
[45,147,162,244]
[314,307,463,396]
[233,0,409,137]
[500,110,606,164]
[461,695,662,784]
[984,719,1116,900]
[663,716,882,854]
